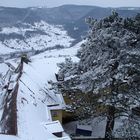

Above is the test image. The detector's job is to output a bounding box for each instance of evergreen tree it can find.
[53,13,140,139]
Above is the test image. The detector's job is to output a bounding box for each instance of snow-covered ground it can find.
[0,41,84,140]
[0,42,16,54]
[0,21,74,54]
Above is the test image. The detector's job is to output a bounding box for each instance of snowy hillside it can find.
[0,21,74,54]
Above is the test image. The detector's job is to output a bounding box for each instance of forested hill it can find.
[0,5,140,41]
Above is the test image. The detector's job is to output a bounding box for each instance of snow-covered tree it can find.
[54,12,140,139]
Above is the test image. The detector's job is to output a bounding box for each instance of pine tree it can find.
[53,13,140,138]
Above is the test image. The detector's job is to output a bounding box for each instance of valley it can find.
[0,4,140,140]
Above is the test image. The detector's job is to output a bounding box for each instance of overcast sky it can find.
[0,0,140,8]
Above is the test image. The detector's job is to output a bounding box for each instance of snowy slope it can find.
[0,21,74,54]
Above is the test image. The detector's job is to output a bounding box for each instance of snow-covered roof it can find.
[0,135,20,140]
[44,120,64,133]
[48,104,63,110]
[0,63,9,75]
[0,41,83,140]
[10,73,19,82]
[7,72,20,90]
[77,124,92,131]
[8,82,16,90]
[45,91,66,109]
[46,106,52,121]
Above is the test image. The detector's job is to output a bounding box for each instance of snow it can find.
[0,135,20,140]
[0,63,9,75]
[48,104,63,110]
[44,121,64,133]
[1,27,21,34]
[0,42,16,55]
[0,109,4,124]
[8,82,16,90]
[127,8,137,10]
[46,106,53,121]
[16,42,82,140]
[15,43,82,140]
[1,26,138,138]
[0,40,84,140]
[0,21,74,53]
[77,124,92,131]
[64,117,128,138]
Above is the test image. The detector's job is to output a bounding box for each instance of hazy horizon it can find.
[0,0,140,8]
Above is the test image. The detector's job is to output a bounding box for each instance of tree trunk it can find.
[105,106,115,139]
